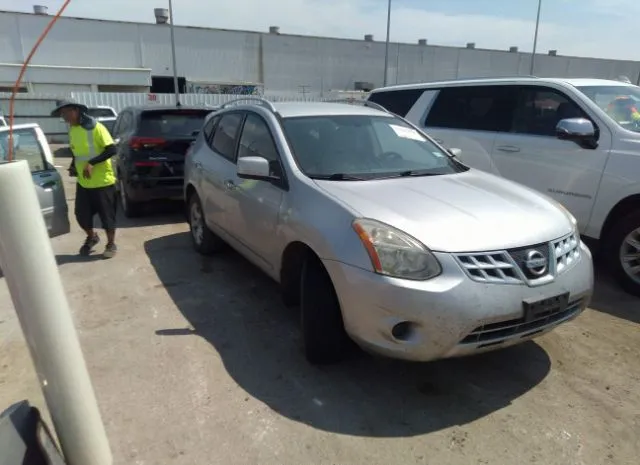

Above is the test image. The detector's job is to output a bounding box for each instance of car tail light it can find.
[129,136,166,150]
[134,161,161,167]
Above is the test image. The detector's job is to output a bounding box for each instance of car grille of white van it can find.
[453,232,581,285]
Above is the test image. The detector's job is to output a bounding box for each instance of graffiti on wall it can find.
[185,82,263,95]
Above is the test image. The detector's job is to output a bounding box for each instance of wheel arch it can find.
[279,240,321,307]
[600,194,640,242]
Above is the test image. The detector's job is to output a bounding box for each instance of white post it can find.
[168,0,180,106]
[530,0,542,75]
[0,161,112,465]
[383,0,392,86]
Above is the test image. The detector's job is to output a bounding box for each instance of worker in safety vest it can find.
[51,100,119,258]
[606,96,640,124]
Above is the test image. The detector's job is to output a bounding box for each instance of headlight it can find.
[352,218,441,280]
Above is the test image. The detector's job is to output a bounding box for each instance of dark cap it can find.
[50,99,88,117]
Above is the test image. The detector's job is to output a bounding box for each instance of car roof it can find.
[124,104,215,112]
[272,101,392,118]
[0,123,40,132]
[370,77,637,93]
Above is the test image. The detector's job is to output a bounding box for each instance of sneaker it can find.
[79,234,100,256]
[103,243,118,259]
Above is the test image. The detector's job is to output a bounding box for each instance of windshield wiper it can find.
[309,173,366,181]
[375,170,441,178]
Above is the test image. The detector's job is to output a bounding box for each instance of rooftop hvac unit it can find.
[33,5,48,15]
[466,42,476,49]
[364,34,374,42]
[154,8,169,24]
[509,46,518,53]
[418,39,427,46]
[548,50,558,56]
[269,26,280,34]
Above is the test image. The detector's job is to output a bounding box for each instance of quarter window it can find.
[511,87,589,137]
[238,113,282,178]
[211,113,243,162]
[425,86,515,132]
[367,89,425,117]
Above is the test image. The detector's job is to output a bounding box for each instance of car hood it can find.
[314,170,574,252]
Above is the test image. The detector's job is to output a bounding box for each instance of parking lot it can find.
[1,152,639,465]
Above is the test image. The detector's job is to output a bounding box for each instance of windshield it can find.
[281,115,466,180]
[139,110,212,138]
[575,85,640,132]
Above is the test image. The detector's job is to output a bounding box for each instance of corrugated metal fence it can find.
[0,92,329,142]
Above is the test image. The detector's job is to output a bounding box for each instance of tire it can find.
[188,193,223,255]
[119,179,142,218]
[300,255,349,365]
[604,210,640,297]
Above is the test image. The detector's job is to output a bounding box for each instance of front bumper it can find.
[323,241,593,362]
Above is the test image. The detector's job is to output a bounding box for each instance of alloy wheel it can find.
[620,226,640,285]
[190,200,204,245]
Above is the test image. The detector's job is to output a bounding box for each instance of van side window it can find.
[425,86,515,132]
[367,89,425,117]
[511,87,590,137]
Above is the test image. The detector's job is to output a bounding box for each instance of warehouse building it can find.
[1,6,640,97]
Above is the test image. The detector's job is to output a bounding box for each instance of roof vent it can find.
[33,5,48,15]
[154,8,169,24]
[418,39,427,46]
[269,26,280,34]
[354,81,374,91]
[364,34,374,42]
[466,42,476,49]
[548,49,558,56]
[509,46,518,53]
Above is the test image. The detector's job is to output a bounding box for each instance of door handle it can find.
[194,161,202,170]
[224,179,237,191]
[496,145,521,153]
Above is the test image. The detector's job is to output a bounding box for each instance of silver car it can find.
[184,98,594,365]
[0,123,70,238]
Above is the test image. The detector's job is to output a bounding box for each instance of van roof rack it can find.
[322,98,390,114]
[219,96,277,113]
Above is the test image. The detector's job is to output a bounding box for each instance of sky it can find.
[0,0,637,60]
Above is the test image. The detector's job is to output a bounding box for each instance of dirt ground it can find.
[1,154,639,465]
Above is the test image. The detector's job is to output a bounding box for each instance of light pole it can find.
[530,0,542,75]
[168,0,180,105]
[383,0,392,86]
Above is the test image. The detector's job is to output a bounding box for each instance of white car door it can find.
[490,85,612,231]
[421,85,515,174]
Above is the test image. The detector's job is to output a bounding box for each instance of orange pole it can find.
[8,0,72,161]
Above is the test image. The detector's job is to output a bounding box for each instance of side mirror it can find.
[556,118,598,149]
[237,156,272,180]
[449,147,462,157]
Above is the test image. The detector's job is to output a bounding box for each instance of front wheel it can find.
[604,211,640,297]
[300,256,350,365]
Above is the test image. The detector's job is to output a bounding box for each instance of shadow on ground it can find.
[145,232,552,438]
[116,201,185,229]
[589,269,639,324]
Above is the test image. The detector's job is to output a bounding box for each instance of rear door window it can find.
[425,85,516,132]
[368,89,425,117]
[0,127,50,172]
[210,113,244,162]
[138,109,212,138]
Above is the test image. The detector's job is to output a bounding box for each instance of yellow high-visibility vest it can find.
[69,122,116,188]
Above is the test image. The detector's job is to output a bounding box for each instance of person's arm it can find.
[88,123,117,165]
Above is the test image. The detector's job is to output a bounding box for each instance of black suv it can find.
[111,105,216,217]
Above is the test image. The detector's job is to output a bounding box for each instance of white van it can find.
[368,77,640,296]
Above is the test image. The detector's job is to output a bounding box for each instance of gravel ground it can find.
[1,153,638,465]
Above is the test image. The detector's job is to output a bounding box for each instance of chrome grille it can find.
[553,233,580,274]
[454,232,581,285]
[460,298,583,345]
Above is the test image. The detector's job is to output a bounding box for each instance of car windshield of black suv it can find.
[576,85,640,132]
[139,110,212,138]
[282,115,467,180]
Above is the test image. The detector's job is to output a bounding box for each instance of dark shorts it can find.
[75,184,117,231]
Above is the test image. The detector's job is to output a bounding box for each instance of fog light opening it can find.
[391,321,416,342]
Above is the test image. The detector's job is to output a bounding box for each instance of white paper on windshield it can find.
[389,124,423,141]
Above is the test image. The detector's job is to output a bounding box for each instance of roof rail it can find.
[323,98,390,114]
[219,96,277,113]
[454,74,539,80]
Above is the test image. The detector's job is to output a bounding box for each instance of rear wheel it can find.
[604,210,640,297]
[119,179,142,218]
[188,193,223,255]
[300,255,349,365]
